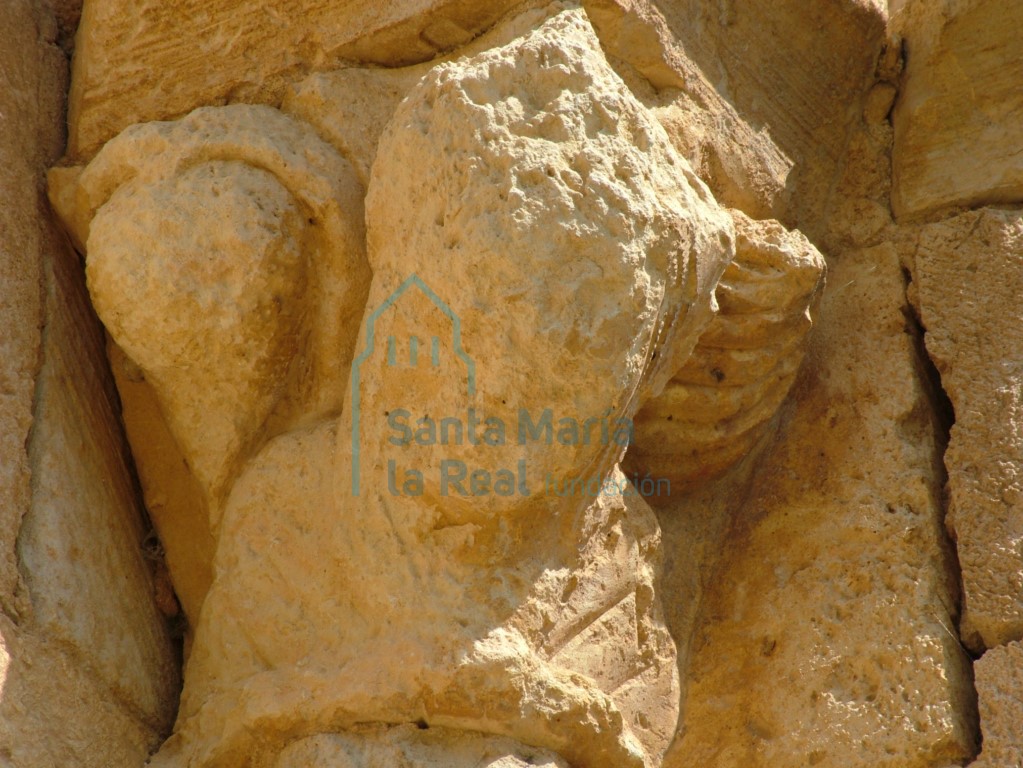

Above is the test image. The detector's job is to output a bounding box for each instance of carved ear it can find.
[47,104,371,510]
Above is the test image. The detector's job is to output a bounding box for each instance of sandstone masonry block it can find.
[66,0,526,159]
[892,0,1023,219]
[972,641,1023,768]
[669,247,976,767]
[913,208,1023,651]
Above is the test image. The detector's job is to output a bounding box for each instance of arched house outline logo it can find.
[349,274,476,496]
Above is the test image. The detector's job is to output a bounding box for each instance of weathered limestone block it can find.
[280,5,555,189]
[818,33,902,254]
[282,5,584,189]
[669,247,977,767]
[49,6,748,766]
[281,1,796,224]
[175,448,678,767]
[66,0,526,160]
[92,163,307,502]
[628,210,825,493]
[273,727,570,768]
[0,0,52,616]
[358,4,733,508]
[892,0,1023,219]
[2,0,181,764]
[650,0,886,232]
[67,0,799,229]
[0,615,163,766]
[651,96,793,224]
[972,641,1023,768]
[48,104,371,624]
[145,8,737,766]
[283,66,428,188]
[911,209,1023,651]
[583,0,797,220]
[11,209,179,763]
[18,231,179,730]
[581,0,686,89]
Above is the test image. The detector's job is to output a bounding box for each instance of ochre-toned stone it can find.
[668,247,976,767]
[0,0,49,617]
[892,0,1023,219]
[0,615,165,766]
[587,0,798,221]
[19,234,179,729]
[911,208,1023,651]
[281,0,800,228]
[144,8,736,765]
[2,0,181,763]
[628,210,825,494]
[972,641,1023,768]
[283,66,428,188]
[651,0,886,232]
[66,0,526,160]
[49,103,371,625]
[273,727,570,767]
[21,0,1023,764]
[358,5,733,506]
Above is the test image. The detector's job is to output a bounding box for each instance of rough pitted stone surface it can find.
[136,8,742,766]
[66,0,525,160]
[282,1,797,228]
[273,727,570,768]
[67,0,801,227]
[282,0,797,225]
[817,33,900,254]
[20,0,1023,764]
[0,615,164,766]
[279,6,549,189]
[912,209,1023,651]
[668,248,976,767]
[1,0,180,764]
[892,0,1023,219]
[280,0,792,224]
[49,104,371,625]
[357,5,733,507]
[18,233,179,729]
[972,641,1023,768]
[0,0,50,617]
[628,210,825,494]
[651,0,886,233]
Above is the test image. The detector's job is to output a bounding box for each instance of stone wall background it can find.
[0,1,179,764]
[891,3,1023,762]
[1,0,1021,765]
